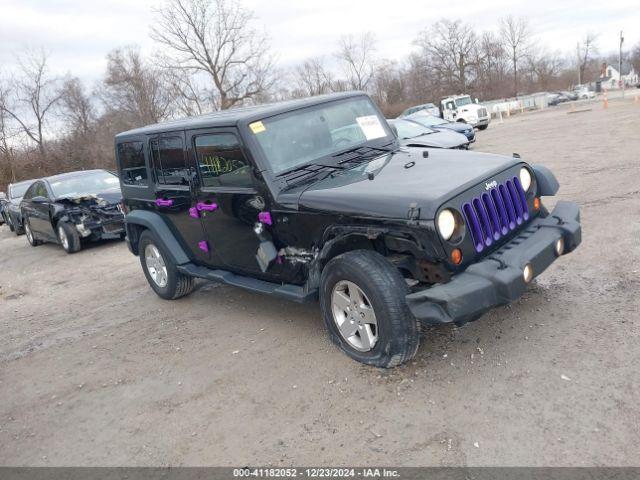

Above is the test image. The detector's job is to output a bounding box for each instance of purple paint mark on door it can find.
[189,207,199,219]
[155,198,173,207]
[197,202,218,212]
[198,241,209,253]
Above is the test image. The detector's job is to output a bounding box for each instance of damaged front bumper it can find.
[406,201,581,325]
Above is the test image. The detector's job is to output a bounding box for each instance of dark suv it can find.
[116,92,581,367]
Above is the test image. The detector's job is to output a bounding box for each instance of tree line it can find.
[2,0,639,190]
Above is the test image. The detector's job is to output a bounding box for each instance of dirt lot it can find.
[1,95,639,467]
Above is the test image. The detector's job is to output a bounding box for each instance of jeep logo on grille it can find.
[485,180,497,190]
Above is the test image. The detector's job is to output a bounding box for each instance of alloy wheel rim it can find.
[145,244,168,288]
[331,280,378,352]
[58,226,69,250]
[26,223,33,243]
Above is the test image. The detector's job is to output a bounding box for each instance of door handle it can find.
[196,202,218,212]
[155,198,173,207]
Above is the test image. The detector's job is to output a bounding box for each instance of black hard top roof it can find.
[115,91,366,139]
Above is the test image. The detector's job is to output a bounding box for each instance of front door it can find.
[148,133,210,264]
[187,128,267,276]
[24,181,56,240]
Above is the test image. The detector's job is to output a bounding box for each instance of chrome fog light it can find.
[523,263,534,283]
[554,238,565,256]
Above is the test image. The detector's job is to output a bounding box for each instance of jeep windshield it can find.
[251,97,395,175]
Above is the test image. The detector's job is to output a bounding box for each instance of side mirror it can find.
[31,196,48,204]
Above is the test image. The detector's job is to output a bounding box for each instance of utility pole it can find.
[619,31,625,98]
[577,42,581,85]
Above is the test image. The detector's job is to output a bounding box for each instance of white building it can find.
[600,64,639,89]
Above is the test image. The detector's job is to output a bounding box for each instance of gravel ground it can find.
[1,94,639,467]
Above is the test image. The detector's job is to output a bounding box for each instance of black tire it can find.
[6,213,15,232]
[320,250,420,368]
[478,125,488,131]
[57,221,82,253]
[24,218,43,247]
[138,230,194,300]
[12,213,24,235]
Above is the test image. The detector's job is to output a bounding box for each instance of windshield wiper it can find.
[277,162,345,186]
[334,144,395,167]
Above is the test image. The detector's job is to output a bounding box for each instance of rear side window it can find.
[117,141,147,186]
[194,134,253,188]
[150,136,190,186]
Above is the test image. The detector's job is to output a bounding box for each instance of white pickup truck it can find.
[440,94,490,130]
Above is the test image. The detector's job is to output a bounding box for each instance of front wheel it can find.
[478,125,488,131]
[57,222,81,253]
[138,230,194,300]
[320,250,420,368]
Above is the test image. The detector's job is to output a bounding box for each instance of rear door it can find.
[187,128,266,275]
[148,132,210,264]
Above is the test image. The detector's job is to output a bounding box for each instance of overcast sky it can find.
[1,0,638,85]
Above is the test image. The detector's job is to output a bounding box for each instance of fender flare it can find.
[532,164,559,196]
[125,210,190,265]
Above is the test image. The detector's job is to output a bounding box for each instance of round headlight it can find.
[519,167,532,191]
[437,209,456,240]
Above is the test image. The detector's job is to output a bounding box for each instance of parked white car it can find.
[573,86,595,99]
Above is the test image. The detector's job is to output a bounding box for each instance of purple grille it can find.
[462,176,530,253]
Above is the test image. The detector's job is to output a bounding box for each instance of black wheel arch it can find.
[124,210,190,265]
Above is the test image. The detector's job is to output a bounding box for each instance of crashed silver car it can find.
[388,118,470,149]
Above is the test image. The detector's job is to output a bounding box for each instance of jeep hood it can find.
[296,148,521,220]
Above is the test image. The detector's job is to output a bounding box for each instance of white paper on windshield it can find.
[356,115,386,140]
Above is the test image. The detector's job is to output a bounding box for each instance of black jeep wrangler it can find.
[115,92,581,367]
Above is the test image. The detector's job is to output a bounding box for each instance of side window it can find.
[446,101,455,110]
[194,133,253,189]
[117,141,147,186]
[35,183,49,198]
[150,136,190,186]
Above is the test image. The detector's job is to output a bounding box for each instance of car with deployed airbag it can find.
[20,169,125,253]
[116,91,581,368]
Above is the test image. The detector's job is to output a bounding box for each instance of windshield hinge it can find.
[407,202,421,221]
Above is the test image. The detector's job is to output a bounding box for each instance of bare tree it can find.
[60,77,95,136]
[415,19,478,93]
[0,81,17,182]
[335,32,378,91]
[371,60,405,107]
[151,0,275,110]
[526,48,564,90]
[101,47,173,126]
[0,50,61,160]
[473,31,510,99]
[577,33,598,84]
[294,57,334,97]
[500,16,531,96]
[631,41,640,76]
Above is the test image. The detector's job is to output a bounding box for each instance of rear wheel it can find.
[24,219,42,246]
[320,250,420,368]
[138,230,194,300]
[12,213,24,235]
[57,222,81,253]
